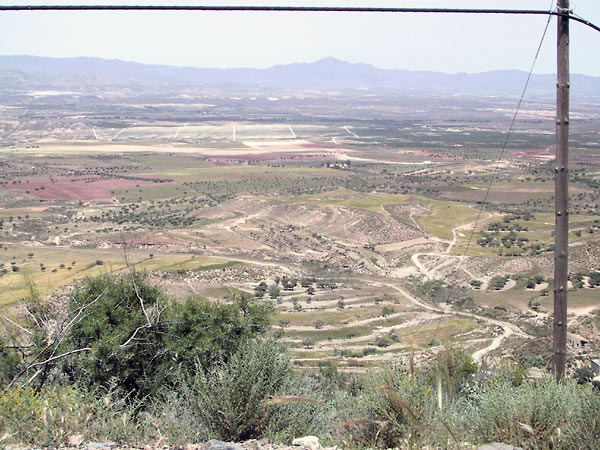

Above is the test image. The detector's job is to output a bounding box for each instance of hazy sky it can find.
[1,0,599,75]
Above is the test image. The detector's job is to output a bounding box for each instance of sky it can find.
[0,0,599,75]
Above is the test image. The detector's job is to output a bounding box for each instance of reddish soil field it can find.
[6,177,167,201]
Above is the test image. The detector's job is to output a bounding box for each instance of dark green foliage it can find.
[61,273,274,398]
[62,273,167,396]
[300,277,315,288]
[268,284,281,299]
[281,276,297,291]
[571,272,585,289]
[489,275,509,290]
[469,279,482,288]
[575,367,595,384]
[165,291,274,371]
[589,271,600,287]
[254,281,268,298]
[0,336,21,388]
[381,306,395,317]
[416,280,474,309]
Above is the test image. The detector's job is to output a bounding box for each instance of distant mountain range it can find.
[1,55,599,98]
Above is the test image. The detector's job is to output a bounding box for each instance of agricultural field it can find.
[2,80,600,374]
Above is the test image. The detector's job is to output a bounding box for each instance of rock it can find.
[85,444,117,450]
[477,444,524,450]
[203,439,243,450]
[236,439,265,450]
[67,434,85,447]
[185,444,204,450]
[292,436,321,449]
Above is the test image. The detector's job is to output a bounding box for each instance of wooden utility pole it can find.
[553,0,570,381]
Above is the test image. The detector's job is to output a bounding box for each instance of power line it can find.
[2,5,599,32]
[428,2,555,349]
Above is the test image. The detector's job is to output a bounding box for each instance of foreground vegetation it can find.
[1,273,599,449]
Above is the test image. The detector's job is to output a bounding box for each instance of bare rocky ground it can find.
[134,193,600,372]
[4,437,524,450]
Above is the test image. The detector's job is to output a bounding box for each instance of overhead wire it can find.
[427,0,556,348]
[0,3,599,34]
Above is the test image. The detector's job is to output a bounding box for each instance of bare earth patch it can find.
[5,177,170,201]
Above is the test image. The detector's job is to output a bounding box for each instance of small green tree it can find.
[255,281,268,298]
[60,273,274,399]
[268,284,281,299]
[489,275,509,290]
[575,367,595,385]
[470,279,482,289]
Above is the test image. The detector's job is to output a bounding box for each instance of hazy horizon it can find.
[3,54,600,78]
[1,0,599,76]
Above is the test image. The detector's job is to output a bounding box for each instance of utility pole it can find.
[553,0,570,381]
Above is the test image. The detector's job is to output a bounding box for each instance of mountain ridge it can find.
[1,54,599,97]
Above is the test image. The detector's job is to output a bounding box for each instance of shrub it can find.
[454,378,600,449]
[59,272,168,397]
[0,384,157,447]
[428,346,478,400]
[264,375,358,445]
[355,366,440,449]
[575,367,595,385]
[381,306,395,317]
[0,386,92,446]
[182,338,291,441]
[59,273,274,399]
[489,275,509,290]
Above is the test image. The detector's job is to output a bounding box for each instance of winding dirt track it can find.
[229,211,527,363]
[394,213,532,361]
[381,283,531,363]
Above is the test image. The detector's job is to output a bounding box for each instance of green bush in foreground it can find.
[356,368,440,449]
[179,338,291,441]
[0,384,160,447]
[58,272,273,398]
[4,273,600,449]
[454,377,600,449]
[3,350,600,449]
[131,343,362,446]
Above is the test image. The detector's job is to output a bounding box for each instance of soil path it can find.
[381,283,531,362]
[411,213,493,281]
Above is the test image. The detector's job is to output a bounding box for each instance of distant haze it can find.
[1,55,600,99]
[0,1,599,76]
